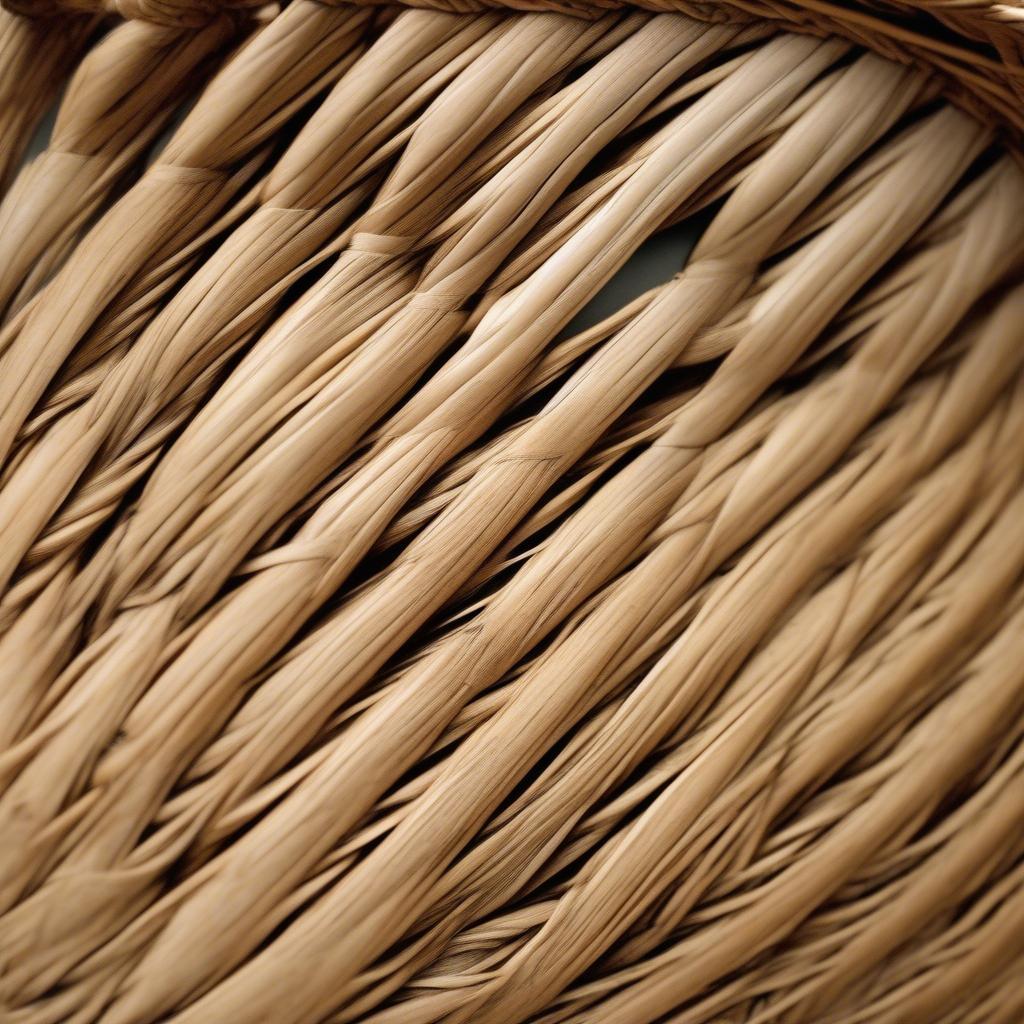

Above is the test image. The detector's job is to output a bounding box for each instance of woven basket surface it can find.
[0,2,1021,1023]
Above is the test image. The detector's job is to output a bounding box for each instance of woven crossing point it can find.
[0,2,1021,1023]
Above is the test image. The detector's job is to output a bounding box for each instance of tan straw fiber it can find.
[0,0,1022,1022]
[5,0,1024,141]
[0,8,95,195]
[0,14,242,320]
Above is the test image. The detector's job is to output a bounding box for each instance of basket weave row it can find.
[0,1,1022,1022]
[5,0,1024,142]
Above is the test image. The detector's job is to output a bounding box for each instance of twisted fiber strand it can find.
[202,382,773,771]
[372,309,1024,1007]
[0,168,259,460]
[844,863,1024,1024]
[670,437,1023,894]
[0,8,712,999]
[325,356,1024,1024]
[107,15,723,623]
[0,16,240,322]
[0,48,991,1015]
[607,716,1024,1023]
[269,42,828,562]
[0,41,933,1024]
[205,34,864,647]
[372,228,1024,962]
[353,0,1024,118]
[0,0,380,930]
[784,774,1024,1021]
[389,339,1024,1024]
[374,495,1024,1024]
[170,393,762,872]
[0,159,261,420]
[0,9,95,197]
[688,614,1024,983]
[1,7,1023,1024]
[44,311,1019,1024]
[454,599,1024,1023]
[2,34,815,1015]
[103,110,1007,1024]
[112,25,843,905]
[82,11,634,628]
[0,8,655,786]
[378,89,956,565]
[0,160,272,582]
[34,9,630,614]
[0,9,501,619]
[180,383,718,808]
[0,163,285,660]
[582,594,1024,1024]
[0,6,647,823]
[355,370,1018,1010]
[0,0,370,476]
[0,9,745,839]
[161,375,711,808]
[166,50,978,862]
[4,0,1023,148]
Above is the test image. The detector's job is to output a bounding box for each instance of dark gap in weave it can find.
[137,134,830,933]
[261,323,740,782]
[241,434,709,866]
[224,100,734,613]
[563,216,704,337]
[276,201,719,638]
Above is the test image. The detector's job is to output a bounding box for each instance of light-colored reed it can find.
[0,15,239,321]
[0,8,94,196]
[0,0,370,468]
[1,3,1022,1024]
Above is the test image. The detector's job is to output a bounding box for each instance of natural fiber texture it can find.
[0,3,1022,1024]
[0,8,95,195]
[0,15,239,319]
[4,0,1024,146]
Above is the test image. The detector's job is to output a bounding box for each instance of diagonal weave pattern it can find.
[4,0,1024,142]
[0,3,1022,1024]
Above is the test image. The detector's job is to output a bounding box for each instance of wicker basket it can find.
[0,2,1021,1022]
